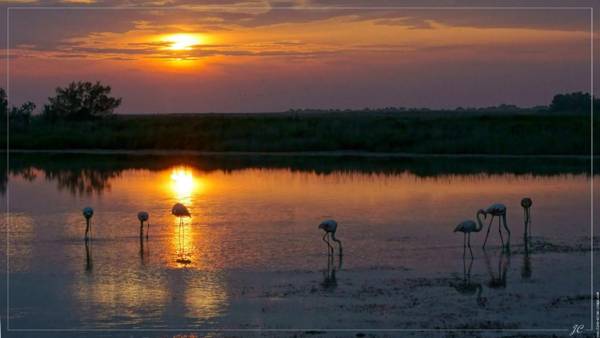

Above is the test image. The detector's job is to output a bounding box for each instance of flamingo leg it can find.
[502,213,510,248]
[467,233,473,257]
[84,219,90,241]
[331,232,343,256]
[527,209,531,238]
[482,216,493,249]
[498,216,504,246]
[322,232,333,253]
[146,223,150,240]
[463,233,466,258]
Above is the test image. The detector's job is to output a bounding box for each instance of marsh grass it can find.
[2,112,596,155]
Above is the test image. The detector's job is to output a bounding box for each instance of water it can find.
[0,153,597,335]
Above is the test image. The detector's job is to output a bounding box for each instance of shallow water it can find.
[0,154,597,336]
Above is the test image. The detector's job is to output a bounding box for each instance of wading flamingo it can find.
[137,211,149,239]
[521,197,532,239]
[318,219,343,256]
[479,203,510,249]
[454,218,483,257]
[82,207,94,241]
[172,203,192,264]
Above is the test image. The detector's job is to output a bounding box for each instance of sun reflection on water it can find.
[170,167,198,204]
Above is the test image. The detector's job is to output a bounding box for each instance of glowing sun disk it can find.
[165,34,201,50]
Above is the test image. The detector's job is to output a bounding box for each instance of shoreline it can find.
[2,149,594,159]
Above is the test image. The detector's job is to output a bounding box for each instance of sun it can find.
[164,34,202,51]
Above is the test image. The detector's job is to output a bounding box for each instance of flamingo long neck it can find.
[476,211,485,232]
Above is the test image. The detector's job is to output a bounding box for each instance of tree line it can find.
[1,80,598,131]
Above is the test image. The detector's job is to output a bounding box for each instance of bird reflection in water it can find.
[521,239,532,280]
[453,255,486,307]
[484,249,511,289]
[321,250,342,291]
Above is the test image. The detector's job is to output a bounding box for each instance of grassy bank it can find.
[2,112,597,155]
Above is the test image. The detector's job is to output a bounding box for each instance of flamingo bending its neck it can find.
[137,211,149,239]
[82,207,94,241]
[480,203,510,249]
[318,219,343,256]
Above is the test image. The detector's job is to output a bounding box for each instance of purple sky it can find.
[1,0,598,113]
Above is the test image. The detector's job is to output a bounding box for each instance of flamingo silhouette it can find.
[521,197,532,239]
[137,211,149,239]
[479,203,510,249]
[172,203,191,264]
[82,207,94,241]
[318,219,343,256]
[454,218,484,257]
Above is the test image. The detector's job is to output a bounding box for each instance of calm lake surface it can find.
[0,153,597,336]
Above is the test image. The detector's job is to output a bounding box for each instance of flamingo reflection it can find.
[321,249,342,291]
[484,250,511,289]
[172,203,192,264]
[521,242,532,280]
[453,255,486,307]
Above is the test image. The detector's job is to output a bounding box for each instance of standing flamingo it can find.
[137,211,149,239]
[318,219,343,256]
[172,203,191,264]
[521,197,532,239]
[82,207,94,241]
[454,218,483,257]
[479,203,510,249]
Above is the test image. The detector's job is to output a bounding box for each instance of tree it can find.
[9,101,35,129]
[0,88,35,130]
[0,88,7,121]
[43,81,121,121]
[549,92,598,113]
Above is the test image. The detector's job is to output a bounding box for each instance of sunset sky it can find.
[1,0,597,113]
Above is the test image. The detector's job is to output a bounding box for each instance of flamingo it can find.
[137,211,149,239]
[521,197,532,238]
[479,203,510,249]
[172,203,191,264]
[453,218,483,257]
[82,207,94,241]
[318,219,343,256]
